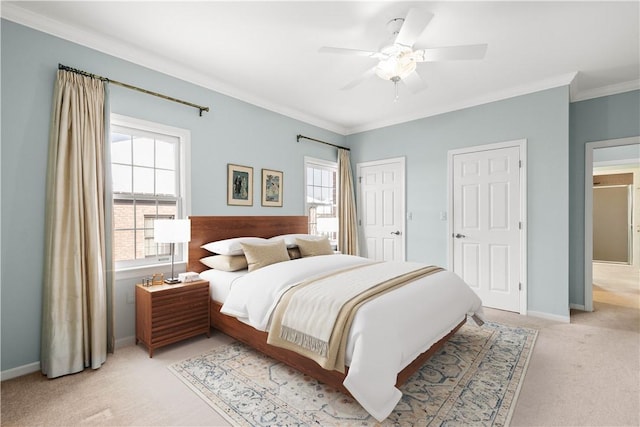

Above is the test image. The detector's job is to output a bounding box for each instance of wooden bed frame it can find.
[188,215,465,395]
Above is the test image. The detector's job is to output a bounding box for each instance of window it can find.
[111,115,190,269]
[304,157,338,247]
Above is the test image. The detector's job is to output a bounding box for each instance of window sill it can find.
[114,261,187,280]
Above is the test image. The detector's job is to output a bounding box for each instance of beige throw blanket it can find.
[267,262,444,373]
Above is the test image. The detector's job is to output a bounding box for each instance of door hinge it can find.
[519,282,522,291]
[519,160,522,168]
[358,176,362,183]
[519,221,522,230]
[358,219,361,226]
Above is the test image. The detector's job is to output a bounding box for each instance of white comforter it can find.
[221,254,483,421]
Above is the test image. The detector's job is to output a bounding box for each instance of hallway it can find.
[593,262,640,309]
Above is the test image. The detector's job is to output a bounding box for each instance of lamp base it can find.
[164,278,181,285]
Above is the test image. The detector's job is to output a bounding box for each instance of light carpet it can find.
[168,321,537,426]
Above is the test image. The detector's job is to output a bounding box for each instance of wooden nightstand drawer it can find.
[135,280,210,357]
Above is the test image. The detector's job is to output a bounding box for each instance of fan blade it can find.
[413,44,488,62]
[319,46,385,59]
[402,71,427,94]
[394,8,434,48]
[341,66,377,90]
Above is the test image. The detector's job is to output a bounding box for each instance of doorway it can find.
[584,137,640,312]
[593,176,633,263]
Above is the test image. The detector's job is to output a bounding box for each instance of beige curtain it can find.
[41,70,113,378]
[338,149,358,255]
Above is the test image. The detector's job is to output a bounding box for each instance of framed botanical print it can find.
[227,164,253,206]
[261,168,283,207]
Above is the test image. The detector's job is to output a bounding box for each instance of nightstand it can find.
[135,279,210,357]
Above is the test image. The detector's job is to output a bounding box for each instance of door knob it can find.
[391,231,401,235]
[454,233,466,238]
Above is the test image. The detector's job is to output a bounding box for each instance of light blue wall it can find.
[346,87,571,318]
[1,20,342,372]
[593,140,639,162]
[568,90,640,307]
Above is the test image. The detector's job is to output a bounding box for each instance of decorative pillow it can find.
[269,233,324,248]
[287,247,302,260]
[296,236,333,257]
[200,255,248,272]
[201,237,267,256]
[241,240,290,272]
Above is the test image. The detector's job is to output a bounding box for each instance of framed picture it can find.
[227,164,253,206]
[261,168,283,207]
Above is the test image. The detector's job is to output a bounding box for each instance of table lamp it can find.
[154,219,191,284]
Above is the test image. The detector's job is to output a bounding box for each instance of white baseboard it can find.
[527,310,571,323]
[1,361,40,381]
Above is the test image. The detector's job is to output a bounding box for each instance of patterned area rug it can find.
[169,322,537,426]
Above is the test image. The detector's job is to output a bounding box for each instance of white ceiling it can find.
[3,1,639,135]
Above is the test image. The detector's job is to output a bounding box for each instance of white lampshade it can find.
[317,217,338,233]
[154,219,191,243]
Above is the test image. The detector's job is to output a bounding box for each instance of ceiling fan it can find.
[319,8,488,99]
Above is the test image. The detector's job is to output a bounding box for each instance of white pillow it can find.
[200,255,248,272]
[268,233,324,248]
[201,237,267,255]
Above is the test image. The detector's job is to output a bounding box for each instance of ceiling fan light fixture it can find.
[375,53,416,81]
[320,8,487,96]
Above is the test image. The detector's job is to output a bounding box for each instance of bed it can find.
[187,215,483,421]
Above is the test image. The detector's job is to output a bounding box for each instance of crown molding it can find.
[571,79,640,103]
[345,72,578,135]
[0,3,347,135]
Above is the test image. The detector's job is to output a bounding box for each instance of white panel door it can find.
[357,158,405,261]
[452,146,521,312]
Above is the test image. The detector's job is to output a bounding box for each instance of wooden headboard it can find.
[188,215,308,273]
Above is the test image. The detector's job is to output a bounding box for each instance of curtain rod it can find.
[58,64,210,116]
[296,134,350,151]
